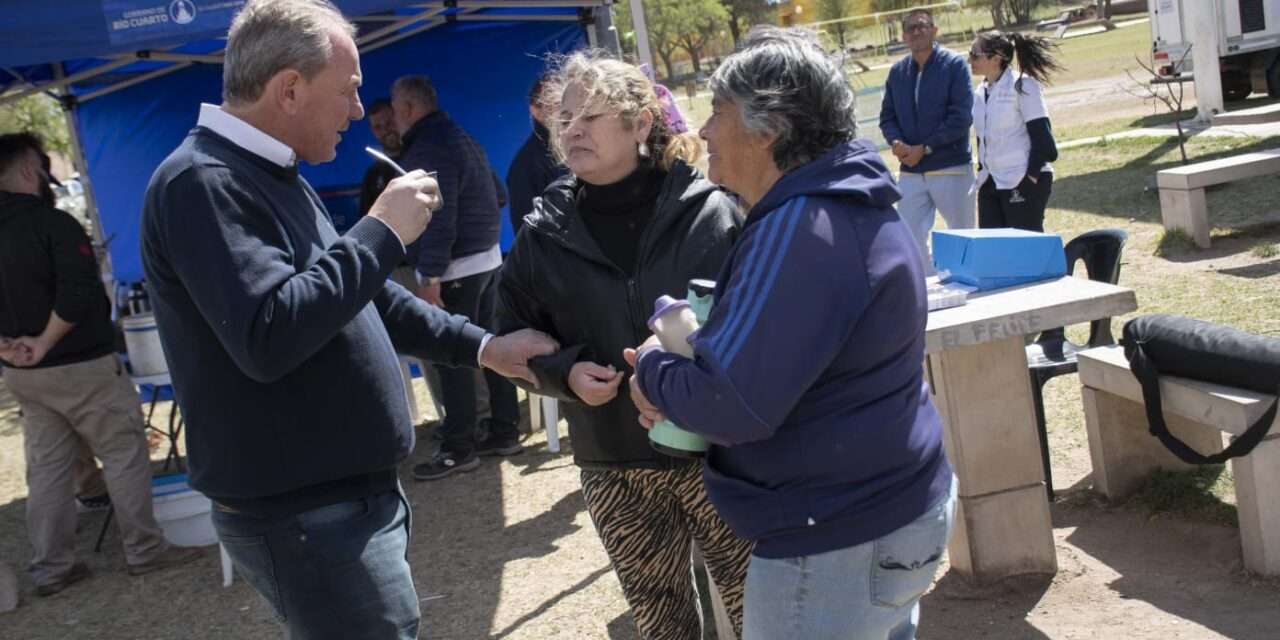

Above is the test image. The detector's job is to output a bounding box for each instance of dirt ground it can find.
[3,73,1280,639]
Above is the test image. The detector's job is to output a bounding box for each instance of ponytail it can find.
[976,30,1064,93]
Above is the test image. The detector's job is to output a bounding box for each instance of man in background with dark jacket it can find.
[358,98,403,215]
[390,74,524,480]
[0,133,200,597]
[506,73,566,238]
[879,8,975,269]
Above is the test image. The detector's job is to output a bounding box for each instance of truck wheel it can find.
[1222,70,1253,101]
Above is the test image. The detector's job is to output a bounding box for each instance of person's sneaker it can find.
[475,431,524,457]
[127,546,204,577]
[35,562,91,597]
[76,493,112,514]
[412,450,480,481]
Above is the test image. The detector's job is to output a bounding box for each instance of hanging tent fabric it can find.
[0,1,613,285]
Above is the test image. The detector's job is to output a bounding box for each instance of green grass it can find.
[1123,466,1239,526]
[1251,242,1279,259]
[1154,227,1197,257]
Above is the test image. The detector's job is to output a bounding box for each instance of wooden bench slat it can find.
[1156,149,1280,190]
[1077,345,1276,436]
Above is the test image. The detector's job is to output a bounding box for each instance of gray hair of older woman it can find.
[709,26,857,172]
[544,50,701,172]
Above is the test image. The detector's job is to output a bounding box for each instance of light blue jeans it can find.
[742,477,957,640]
[896,168,976,272]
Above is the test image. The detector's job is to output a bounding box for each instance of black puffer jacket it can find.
[498,161,740,469]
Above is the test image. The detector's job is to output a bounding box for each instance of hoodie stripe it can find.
[708,200,795,357]
[717,198,805,368]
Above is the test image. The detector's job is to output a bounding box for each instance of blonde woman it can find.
[498,51,751,639]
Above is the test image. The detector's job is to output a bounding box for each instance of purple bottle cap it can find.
[648,295,691,330]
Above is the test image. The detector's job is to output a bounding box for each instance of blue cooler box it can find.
[932,229,1067,291]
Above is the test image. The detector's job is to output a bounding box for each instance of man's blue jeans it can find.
[742,477,957,640]
[212,487,420,639]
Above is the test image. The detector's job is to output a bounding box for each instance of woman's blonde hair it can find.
[543,50,701,172]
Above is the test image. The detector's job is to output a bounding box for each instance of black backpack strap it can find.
[1129,340,1278,464]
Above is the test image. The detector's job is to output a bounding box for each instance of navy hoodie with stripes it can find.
[635,139,953,558]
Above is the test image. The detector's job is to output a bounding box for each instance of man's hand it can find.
[891,140,909,159]
[568,361,623,406]
[8,336,49,367]
[0,337,29,365]
[368,170,441,244]
[480,329,560,387]
[901,144,926,168]
[622,347,666,430]
[415,278,443,308]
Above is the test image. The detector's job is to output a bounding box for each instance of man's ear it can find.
[272,69,305,115]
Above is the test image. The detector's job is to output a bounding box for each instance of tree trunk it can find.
[657,50,677,84]
[689,47,703,74]
[728,15,742,47]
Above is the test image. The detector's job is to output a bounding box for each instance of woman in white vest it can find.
[970,31,1063,231]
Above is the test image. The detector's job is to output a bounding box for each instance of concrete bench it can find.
[1156,149,1280,248]
[1078,345,1280,575]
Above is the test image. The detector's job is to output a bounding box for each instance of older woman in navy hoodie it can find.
[627,27,956,640]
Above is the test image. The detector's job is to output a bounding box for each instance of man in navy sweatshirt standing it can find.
[879,8,976,269]
[389,75,525,481]
[140,2,556,637]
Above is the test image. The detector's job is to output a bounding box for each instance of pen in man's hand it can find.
[365,146,435,179]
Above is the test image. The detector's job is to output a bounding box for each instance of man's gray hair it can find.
[708,26,857,171]
[222,0,355,105]
[391,75,439,113]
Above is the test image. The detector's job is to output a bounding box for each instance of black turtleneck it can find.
[577,166,665,276]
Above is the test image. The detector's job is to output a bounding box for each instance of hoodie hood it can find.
[748,139,901,224]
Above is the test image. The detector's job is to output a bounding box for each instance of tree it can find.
[720,0,773,48]
[818,0,851,49]
[1124,49,1193,164]
[989,0,1043,28]
[676,1,729,75]
[0,94,70,157]
[643,0,727,81]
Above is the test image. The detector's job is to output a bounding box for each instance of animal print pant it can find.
[580,464,753,640]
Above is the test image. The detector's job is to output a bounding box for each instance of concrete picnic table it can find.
[924,276,1138,584]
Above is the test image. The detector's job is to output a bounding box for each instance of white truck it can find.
[1149,0,1280,101]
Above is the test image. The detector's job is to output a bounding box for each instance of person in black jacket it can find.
[506,73,567,238]
[498,52,752,640]
[0,132,202,597]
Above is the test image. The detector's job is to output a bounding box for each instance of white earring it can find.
[638,142,650,158]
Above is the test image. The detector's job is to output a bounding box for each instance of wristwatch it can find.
[923,145,933,155]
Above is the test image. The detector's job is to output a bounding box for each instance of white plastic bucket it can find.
[152,475,216,547]
[122,313,168,376]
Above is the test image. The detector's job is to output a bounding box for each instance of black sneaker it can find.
[412,450,480,481]
[35,562,91,597]
[475,422,524,457]
[76,493,112,514]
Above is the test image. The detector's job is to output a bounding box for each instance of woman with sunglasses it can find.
[970,31,1063,232]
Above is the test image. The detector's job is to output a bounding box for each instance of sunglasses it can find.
[904,22,933,34]
[969,50,994,60]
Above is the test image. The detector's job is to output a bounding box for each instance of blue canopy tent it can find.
[0,0,621,288]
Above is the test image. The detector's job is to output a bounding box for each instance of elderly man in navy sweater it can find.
[140,2,556,638]
[879,8,976,270]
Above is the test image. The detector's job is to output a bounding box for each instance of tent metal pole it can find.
[627,0,653,71]
[0,57,134,107]
[77,62,195,103]
[357,8,446,46]
[411,1,606,8]
[52,63,116,296]
[360,18,448,54]
[455,14,579,21]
